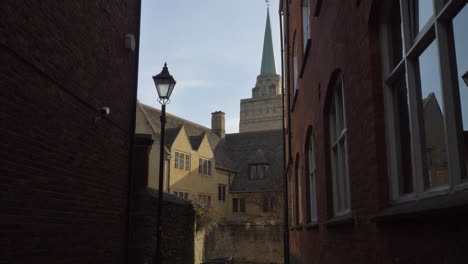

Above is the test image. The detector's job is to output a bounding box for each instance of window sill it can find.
[304,222,319,230]
[326,214,354,228]
[372,189,468,223]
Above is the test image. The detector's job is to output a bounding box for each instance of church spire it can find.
[260,6,276,75]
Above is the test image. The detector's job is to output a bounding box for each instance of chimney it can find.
[211,111,225,138]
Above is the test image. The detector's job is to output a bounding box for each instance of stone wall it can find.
[131,134,196,264]
[204,224,283,264]
[239,95,283,133]
[130,189,195,264]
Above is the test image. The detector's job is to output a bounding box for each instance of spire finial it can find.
[265,0,271,7]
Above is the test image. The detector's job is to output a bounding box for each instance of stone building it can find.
[135,7,285,263]
[135,102,233,219]
[135,100,284,263]
[239,7,283,133]
[281,0,468,263]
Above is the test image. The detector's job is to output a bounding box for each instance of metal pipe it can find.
[279,1,290,263]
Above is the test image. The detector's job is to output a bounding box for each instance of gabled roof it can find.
[188,133,205,151]
[138,101,222,150]
[137,102,284,191]
[221,129,284,192]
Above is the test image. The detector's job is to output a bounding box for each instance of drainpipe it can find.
[279,1,290,263]
[125,0,142,263]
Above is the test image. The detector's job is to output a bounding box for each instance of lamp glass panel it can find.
[156,83,170,98]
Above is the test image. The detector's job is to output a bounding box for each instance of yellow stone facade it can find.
[135,102,232,217]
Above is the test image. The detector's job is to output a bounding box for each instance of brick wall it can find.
[282,0,468,263]
[0,1,140,263]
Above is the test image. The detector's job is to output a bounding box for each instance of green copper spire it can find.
[260,7,277,75]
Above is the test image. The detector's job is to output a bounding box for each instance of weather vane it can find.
[265,0,271,7]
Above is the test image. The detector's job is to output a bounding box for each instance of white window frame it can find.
[198,193,211,207]
[329,74,351,217]
[302,0,311,51]
[307,132,318,223]
[174,151,190,171]
[174,191,189,200]
[380,0,468,202]
[232,197,246,213]
[218,184,226,201]
[199,158,212,176]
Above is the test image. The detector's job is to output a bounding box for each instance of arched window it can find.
[306,131,318,223]
[302,0,311,51]
[295,157,302,224]
[328,73,351,216]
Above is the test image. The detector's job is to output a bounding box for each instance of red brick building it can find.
[1,1,141,263]
[280,0,468,263]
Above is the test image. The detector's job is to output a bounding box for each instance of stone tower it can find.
[239,7,282,133]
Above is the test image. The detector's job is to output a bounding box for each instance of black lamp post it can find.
[462,70,468,87]
[152,62,176,264]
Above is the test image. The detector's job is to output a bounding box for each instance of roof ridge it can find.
[226,129,282,136]
[138,102,213,132]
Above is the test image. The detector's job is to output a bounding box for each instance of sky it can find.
[137,0,282,133]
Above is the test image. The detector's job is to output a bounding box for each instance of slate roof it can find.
[138,101,222,150]
[218,130,284,193]
[138,101,284,193]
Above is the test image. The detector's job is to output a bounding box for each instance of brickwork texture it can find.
[283,0,468,263]
[0,1,141,263]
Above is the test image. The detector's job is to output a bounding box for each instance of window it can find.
[174,191,189,200]
[302,0,311,51]
[240,198,246,212]
[293,46,299,95]
[198,194,211,207]
[218,184,226,201]
[185,154,190,171]
[174,151,190,171]
[329,73,350,216]
[199,158,212,176]
[295,158,302,224]
[262,196,276,212]
[289,174,295,225]
[232,198,246,213]
[306,131,318,223]
[249,164,270,180]
[381,1,468,201]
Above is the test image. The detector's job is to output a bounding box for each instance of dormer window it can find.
[249,163,270,180]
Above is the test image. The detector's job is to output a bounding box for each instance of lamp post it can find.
[462,70,468,87]
[152,62,176,264]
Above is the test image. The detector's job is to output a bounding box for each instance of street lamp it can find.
[462,70,468,87]
[152,62,176,264]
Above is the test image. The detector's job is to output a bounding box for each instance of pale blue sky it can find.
[137,0,282,133]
